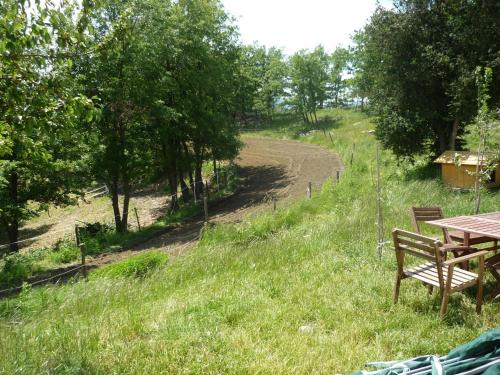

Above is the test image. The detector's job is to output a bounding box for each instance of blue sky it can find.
[221,0,393,54]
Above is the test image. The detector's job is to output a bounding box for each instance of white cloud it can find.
[222,0,392,54]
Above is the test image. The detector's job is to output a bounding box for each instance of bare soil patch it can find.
[90,137,343,264]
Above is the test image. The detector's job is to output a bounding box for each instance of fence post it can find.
[134,207,141,231]
[376,142,384,260]
[75,225,87,279]
[307,182,312,199]
[203,196,208,223]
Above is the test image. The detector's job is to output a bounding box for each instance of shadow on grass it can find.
[403,163,440,181]
[0,223,58,251]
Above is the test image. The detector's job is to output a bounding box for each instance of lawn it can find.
[0,109,498,374]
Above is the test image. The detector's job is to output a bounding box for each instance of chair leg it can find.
[394,273,402,304]
[440,266,454,318]
[440,289,450,317]
[476,258,485,314]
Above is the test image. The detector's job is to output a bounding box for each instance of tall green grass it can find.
[0,109,498,374]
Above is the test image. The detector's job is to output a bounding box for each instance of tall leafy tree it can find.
[0,0,95,252]
[358,0,500,158]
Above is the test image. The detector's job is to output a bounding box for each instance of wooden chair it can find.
[393,228,489,317]
[410,207,498,248]
[486,253,500,298]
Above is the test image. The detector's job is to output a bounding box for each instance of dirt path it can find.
[90,137,343,266]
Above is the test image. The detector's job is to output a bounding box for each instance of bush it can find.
[79,221,113,237]
[49,239,80,264]
[90,251,168,279]
[0,254,34,285]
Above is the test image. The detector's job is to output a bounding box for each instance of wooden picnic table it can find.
[427,211,500,248]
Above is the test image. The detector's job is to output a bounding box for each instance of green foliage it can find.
[48,240,80,264]
[0,0,97,253]
[355,1,500,158]
[90,251,168,279]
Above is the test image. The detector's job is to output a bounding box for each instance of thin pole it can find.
[307,182,312,199]
[75,225,87,279]
[134,207,141,231]
[336,170,340,184]
[376,142,384,259]
[273,197,277,211]
[203,196,208,223]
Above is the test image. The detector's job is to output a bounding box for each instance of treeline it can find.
[237,45,353,125]
[0,0,358,253]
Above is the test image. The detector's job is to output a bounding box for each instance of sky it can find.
[221,0,392,55]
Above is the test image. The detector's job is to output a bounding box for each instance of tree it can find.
[328,47,350,107]
[357,1,500,158]
[289,46,329,124]
[0,0,96,253]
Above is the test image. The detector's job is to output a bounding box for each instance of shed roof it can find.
[434,151,499,166]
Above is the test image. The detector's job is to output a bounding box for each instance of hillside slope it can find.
[0,109,499,374]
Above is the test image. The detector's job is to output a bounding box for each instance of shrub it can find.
[0,253,33,285]
[90,251,168,279]
[49,239,80,264]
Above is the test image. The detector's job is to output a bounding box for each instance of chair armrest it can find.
[444,250,490,266]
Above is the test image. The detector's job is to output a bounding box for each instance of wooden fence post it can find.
[75,225,87,279]
[134,207,141,231]
[307,182,312,199]
[376,142,384,260]
[203,196,208,223]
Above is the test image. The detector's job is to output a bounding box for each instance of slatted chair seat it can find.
[393,228,488,317]
[405,262,478,290]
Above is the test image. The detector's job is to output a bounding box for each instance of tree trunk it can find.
[179,169,191,203]
[111,176,123,232]
[6,219,19,253]
[121,178,130,232]
[449,119,459,151]
[167,168,178,213]
[6,169,19,252]
[313,110,318,124]
[194,161,204,200]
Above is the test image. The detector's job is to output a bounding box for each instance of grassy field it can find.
[0,109,499,374]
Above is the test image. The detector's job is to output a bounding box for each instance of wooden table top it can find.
[427,212,500,240]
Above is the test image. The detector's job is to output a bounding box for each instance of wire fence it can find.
[0,159,348,295]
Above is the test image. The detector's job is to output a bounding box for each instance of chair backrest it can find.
[410,207,452,244]
[392,228,444,264]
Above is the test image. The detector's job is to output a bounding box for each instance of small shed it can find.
[434,151,500,189]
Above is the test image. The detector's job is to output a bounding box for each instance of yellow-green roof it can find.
[434,151,499,166]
